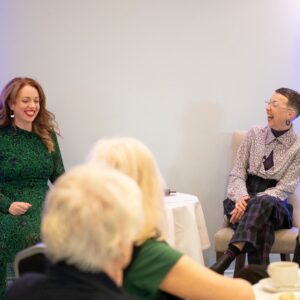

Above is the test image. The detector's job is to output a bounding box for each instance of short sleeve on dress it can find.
[123,239,182,300]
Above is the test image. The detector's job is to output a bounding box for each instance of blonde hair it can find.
[88,137,167,244]
[0,77,59,152]
[42,164,143,272]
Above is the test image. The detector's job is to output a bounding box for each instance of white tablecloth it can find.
[164,193,210,265]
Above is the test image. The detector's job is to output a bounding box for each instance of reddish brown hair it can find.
[0,77,59,152]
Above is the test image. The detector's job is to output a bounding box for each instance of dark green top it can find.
[123,239,182,300]
[0,125,64,297]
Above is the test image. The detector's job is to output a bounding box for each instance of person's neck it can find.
[13,121,32,132]
[104,265,123,287]
[271,126,291,138]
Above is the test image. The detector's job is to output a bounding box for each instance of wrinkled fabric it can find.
[227,126,300,202]
[0,126,64,298]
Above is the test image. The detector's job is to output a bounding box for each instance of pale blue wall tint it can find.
[0,0,300,266]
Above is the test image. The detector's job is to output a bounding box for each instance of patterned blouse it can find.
[227,126,300,202]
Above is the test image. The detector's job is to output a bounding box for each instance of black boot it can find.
[293,236,300,265]
[210,252,235,274]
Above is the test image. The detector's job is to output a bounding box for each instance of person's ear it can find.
[8,101,15,111]
[288,110,297,121]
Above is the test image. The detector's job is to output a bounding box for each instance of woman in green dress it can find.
[0,77,65,298]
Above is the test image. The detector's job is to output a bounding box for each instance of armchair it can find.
[214,131,300,275]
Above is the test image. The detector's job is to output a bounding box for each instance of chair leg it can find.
[234,253,246,276]
[280,253,291,261]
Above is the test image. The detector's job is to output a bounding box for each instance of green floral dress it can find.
[0,125,65,298]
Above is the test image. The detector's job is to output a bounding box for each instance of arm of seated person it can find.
[159,255,255,300]
[230,195,250,224]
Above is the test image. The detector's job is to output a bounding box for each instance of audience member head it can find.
[0,77,58,151]
[42,164,143,282]
[88,137,166,244]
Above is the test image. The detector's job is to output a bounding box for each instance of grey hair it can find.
[42,163,143,272]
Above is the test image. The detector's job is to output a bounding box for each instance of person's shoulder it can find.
[4,273,47,300]
[0,125,11,134]
[138,239,182,260]
[139,238,170,250]
[0,127,5,137]
[0,126,15,143]
[291,130,300,152]
[124,239,182,296]
[291,127,300,141]
[48,129,57,139]
[245,126,267,140]
[248,125,266,134]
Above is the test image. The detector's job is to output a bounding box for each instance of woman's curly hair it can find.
[0,77,59,152]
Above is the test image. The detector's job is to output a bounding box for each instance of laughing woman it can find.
[0,77,65,298]
[211,88,300,274]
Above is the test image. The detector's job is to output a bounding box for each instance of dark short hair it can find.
[275,87,300,118]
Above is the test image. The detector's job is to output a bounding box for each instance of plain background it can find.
[1,0,300,267]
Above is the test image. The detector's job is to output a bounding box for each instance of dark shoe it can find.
[293,236,300,265]
[234,264,268,284]
[210,253,235,274]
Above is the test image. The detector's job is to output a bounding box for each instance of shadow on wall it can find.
[166,101,233,265]
[166,100,229,196]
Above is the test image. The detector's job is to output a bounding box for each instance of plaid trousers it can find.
[224,195,293,264]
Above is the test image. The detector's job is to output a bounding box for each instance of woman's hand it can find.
[229,195,250,224]
[8,202,32,215]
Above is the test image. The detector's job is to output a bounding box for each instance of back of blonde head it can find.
[42,164,143,272]
[88,137,167,244]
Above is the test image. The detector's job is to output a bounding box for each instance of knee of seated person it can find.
[250,195,276,208]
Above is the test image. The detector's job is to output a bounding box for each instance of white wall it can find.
[1,0,300,265]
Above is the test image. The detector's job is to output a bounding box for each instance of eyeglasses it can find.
[265,100,294,111]
[265,100,281,108]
